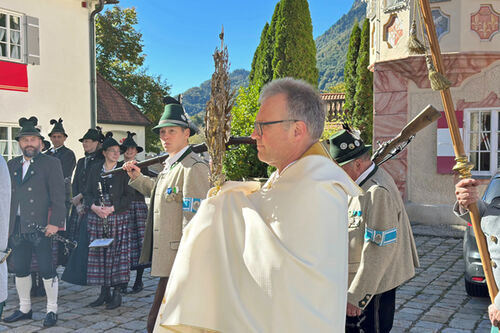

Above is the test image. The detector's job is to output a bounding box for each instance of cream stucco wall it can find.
[407,60,500,208]
[0,0,97,158]
[97,123,147,161]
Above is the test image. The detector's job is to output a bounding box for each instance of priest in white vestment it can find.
[154,78,362,333]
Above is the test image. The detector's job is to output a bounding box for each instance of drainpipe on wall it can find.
[89,0,104,129]
[89,0,119,128]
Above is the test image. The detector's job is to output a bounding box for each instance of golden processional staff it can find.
[416,0,498,301]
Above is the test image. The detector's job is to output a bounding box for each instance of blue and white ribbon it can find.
[364,227,397,246]
[182,197,202,213]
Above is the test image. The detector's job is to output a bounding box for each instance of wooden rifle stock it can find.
[102,136,256,176]
[372,105,441,165]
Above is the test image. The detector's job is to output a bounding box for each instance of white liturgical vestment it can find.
[154,143,362,333]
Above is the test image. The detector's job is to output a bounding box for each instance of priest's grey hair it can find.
[259,78,325,141]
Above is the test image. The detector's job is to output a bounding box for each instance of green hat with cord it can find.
[152,98,198,136]
[328,129,371,166]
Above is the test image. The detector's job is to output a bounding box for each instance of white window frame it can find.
[464,107,500,177]
[0,123,22,161]
[0,8,24,63]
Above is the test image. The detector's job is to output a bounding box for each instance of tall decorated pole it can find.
[419,0,498,301]
[205,26,235,195]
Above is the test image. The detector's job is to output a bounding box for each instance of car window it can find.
[483,178,500,204]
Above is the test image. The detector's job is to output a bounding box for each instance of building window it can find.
[0,9,23,62]
[0,125,21,161]
[464,109,500,176]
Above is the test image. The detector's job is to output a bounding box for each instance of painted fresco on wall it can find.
[384,15,404,48]
[432,8,450,41]
[383,0,407,13]
[471,4,500,41]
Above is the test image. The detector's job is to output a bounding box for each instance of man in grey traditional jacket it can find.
[123,98,210,333]
[329,129,420,333]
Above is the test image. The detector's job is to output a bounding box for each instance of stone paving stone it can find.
[119,320,146,330]
[87,320,117,330]
[442,329,472,333]
[38,327,74,332]
[105,328,134,333]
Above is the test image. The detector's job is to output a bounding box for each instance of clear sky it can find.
[112,0,353,95]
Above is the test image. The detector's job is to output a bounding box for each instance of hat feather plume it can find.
[50,119,57,125]
[105,132,113,139]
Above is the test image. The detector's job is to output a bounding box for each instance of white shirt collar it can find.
[355,162,375,185]
[163,145,190,171]
[263,160,298,189]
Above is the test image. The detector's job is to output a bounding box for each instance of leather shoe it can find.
[130,282,143,294]
[43,311,57,327]
[3,309,33,323]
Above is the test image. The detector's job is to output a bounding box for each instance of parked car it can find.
[463,174,500,297]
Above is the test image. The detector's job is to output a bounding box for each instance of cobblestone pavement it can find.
[0,234,492,332]
[393,235,491,333]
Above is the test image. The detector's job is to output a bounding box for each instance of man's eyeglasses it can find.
[253,119,298,136]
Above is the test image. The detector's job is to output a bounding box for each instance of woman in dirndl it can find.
[121,132,151,293]
[84,132,134,309]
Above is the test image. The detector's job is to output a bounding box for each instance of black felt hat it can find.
[15,116,43,141]
[48,118,67,137]
[79,126,105,143]
[100,132,125,154]
[120,131,143,153]
[79,129,100,142]
[328,129,371,166]
[42,139,51,152]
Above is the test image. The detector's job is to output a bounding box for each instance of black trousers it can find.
[346,287,396,333]
[9,218,56,279]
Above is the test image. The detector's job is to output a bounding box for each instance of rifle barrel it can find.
[101,136,256,176]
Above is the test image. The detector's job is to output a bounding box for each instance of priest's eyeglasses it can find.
[253,119,298,136]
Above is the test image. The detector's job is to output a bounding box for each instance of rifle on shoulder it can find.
[371,104,441,165]
[102,136,256,176]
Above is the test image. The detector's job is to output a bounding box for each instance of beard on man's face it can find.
[22,146,40,158]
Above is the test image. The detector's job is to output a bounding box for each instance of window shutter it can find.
[25,16,40,65]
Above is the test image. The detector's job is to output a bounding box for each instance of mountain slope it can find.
[182,69,249,116]
[316,0,366,91]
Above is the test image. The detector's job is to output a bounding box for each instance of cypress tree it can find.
[249,1,280,88]
[343,21,361,113]
[249,23,268,85]
[272,0,319,86]
[353,18,373,144]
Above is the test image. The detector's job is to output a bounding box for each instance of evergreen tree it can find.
[249,2,280,88]
[272,0,319,86]
[352,18,373,144]
[223,84,268,180]
[249,23,269,86]
[96,6,170,152]
[343,21,361,113]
